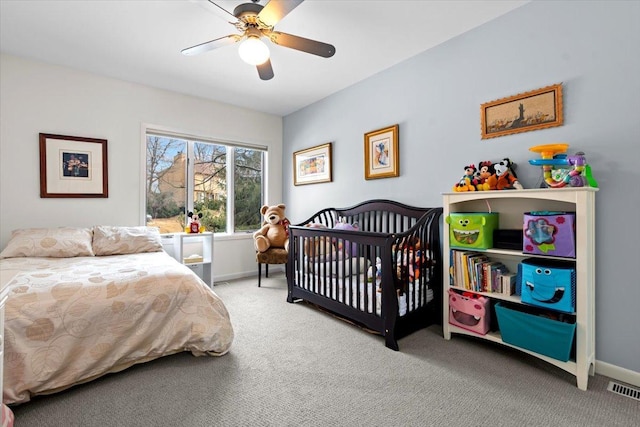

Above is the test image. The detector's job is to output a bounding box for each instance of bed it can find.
[286,200,442,350]
[0,226,234,405]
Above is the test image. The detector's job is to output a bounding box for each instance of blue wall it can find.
[283,1,640,373]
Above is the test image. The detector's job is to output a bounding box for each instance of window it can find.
[145,132,265,234]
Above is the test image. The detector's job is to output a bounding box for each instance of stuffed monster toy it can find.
[253,204,290,253]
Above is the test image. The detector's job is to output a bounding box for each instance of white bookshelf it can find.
[442,188,597,390]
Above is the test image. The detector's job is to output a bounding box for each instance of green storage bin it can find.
[447,212,499,249]
[495,302,576,362]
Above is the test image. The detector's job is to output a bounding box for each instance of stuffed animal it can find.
[475,161,494,191]
[453,164,478,192]
[332,218,359,257]
[303,223,334,258]
[187,211,203,233]
[253,204,290,253]
[488,158,523,190]
[367,256,382,289]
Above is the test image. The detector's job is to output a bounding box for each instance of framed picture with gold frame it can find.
[364,124,399,180]
[481,83,563,139]
[293,142,332,185]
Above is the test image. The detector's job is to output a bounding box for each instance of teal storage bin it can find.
[495,302,576,362]
[447,212,499,249]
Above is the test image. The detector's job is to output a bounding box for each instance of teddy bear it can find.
[253,204,290,253]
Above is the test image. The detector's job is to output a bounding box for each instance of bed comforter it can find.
[1,251,234,404]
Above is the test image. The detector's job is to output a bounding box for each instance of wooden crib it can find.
[286,200,442,350]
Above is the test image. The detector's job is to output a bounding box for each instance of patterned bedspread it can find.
[1,251,234,404]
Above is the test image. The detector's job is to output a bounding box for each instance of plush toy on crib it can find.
[187,211,203,233]
[367,257,383,290]
[332,218,359,257]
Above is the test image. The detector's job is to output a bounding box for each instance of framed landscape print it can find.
[364,124,399,179]
[293,142,332,185]
[39,133,109,198]
[481,83,563,139]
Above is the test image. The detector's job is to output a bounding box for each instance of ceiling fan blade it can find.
[267,31,335,58]
[257,59,275,81]
[181,34,240,56]
[258,0,304,28]
[205,0,239,24]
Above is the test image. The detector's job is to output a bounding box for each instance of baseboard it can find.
[596,361,640,387]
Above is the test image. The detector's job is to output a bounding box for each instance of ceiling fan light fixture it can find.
[238,36,270,65]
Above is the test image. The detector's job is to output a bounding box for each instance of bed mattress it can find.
[1,251,234,404]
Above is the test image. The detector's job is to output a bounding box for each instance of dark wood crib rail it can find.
[286,200,442,350]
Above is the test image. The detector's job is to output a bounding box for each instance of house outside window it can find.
[145,133,264,234]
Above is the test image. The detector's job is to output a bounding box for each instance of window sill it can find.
[214,232,254,242]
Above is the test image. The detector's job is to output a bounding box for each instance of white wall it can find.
[0,54,283,280]
[283,1,640,376]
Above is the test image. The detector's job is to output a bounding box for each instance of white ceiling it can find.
[0,0,528,116]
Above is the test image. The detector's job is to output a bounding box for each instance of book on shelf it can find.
[501,272,517,296]
[450,249,513,294]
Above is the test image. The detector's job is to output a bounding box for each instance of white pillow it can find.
[0,227,94,259]
[92,226,163,256]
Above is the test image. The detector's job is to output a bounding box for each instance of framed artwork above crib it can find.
[39,133,109,198]
[364,124,399,180]
[293,142,332,185]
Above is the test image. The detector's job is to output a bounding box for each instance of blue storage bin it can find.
[495,302,576,362]
[520,258,576,313]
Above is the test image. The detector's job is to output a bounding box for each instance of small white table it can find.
[160,232,214,286]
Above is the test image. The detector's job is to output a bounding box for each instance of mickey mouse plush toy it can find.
[187,211,202,233]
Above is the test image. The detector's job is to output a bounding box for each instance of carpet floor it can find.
[9,273,639,426]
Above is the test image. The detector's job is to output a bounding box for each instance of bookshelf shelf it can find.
[443,188,597,390]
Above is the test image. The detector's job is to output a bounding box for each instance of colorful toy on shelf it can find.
[475,161,494,191]
[529,143,598,188]
[490,158,524,190]
[453,164,478,192]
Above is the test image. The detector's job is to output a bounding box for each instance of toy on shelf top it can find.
[529,143,598,188]
[452,158,524,191]
[453,164,478,192]
[186,211,205,233]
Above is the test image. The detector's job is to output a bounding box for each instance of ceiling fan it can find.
[182,0,336,80]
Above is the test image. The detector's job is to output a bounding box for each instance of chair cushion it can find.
[256,248,288,264]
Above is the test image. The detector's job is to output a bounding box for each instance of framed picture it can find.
[481,83,563,139]
[293,142,332,186]
[39,133,109,198]
[364,124,399,180]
